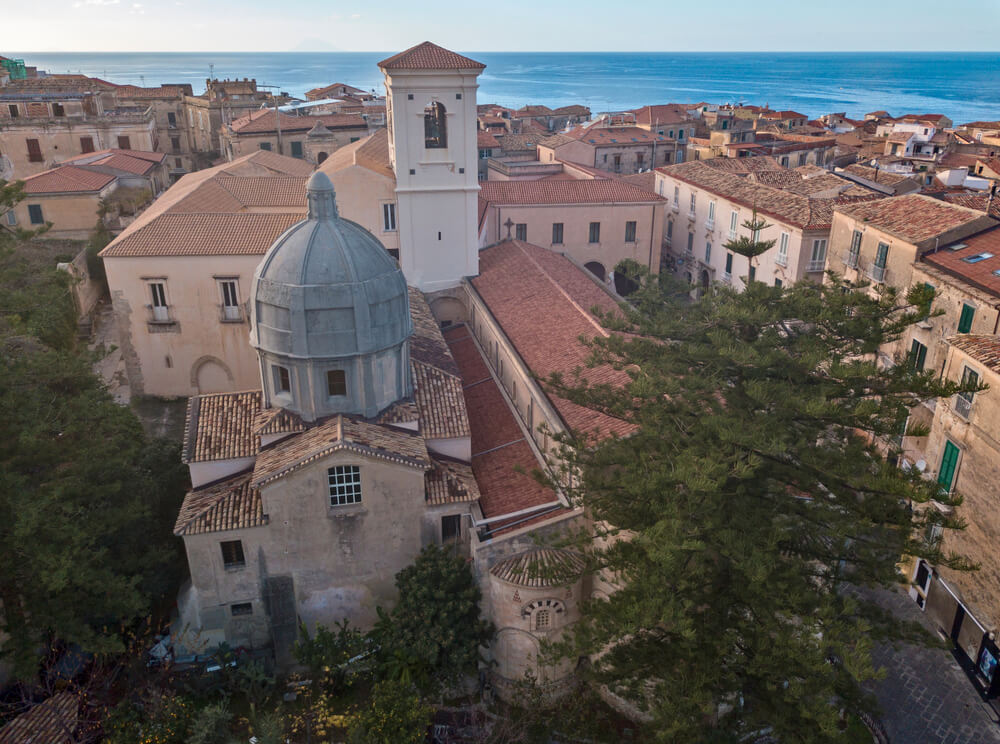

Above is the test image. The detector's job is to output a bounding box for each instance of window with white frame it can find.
[148,281,169,322]
[689,193,697,217]
[705,242,712,263]
[728,210,739,240]
[4,210,15,226]
[218,278,241,321]
[707,200,716,228]
[382,202,397,232]
[777,232,789,266]
[672,185,679,208]
[809,239,827,271]
[328,465,362,507]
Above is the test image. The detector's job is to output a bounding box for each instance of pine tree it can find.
[724,207,775,283]
[546,267,975,742]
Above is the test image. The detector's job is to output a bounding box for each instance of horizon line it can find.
[10,49,1000,54]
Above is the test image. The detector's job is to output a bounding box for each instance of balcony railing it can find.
[866,263,888,283]
[775,254,788,268]
[954,395,972,420]
[806,260,826,273]
[722,271,732,282]
[843,252,859,269]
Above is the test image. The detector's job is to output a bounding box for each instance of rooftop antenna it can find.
[209,63,215,80]
[140,74,145,87]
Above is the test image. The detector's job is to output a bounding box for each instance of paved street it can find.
[864,587,1000,743]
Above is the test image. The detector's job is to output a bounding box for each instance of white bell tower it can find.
[379,42,484,292]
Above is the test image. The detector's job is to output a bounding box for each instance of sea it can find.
[7,51,1000,123]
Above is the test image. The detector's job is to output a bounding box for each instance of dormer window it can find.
[327,369,347,397]
[424,101,447,149]
[273,364,291,394]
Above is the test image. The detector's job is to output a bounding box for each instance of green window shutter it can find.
[875,242,889,268]
[958,304,975,333]
[937,440,960,492]
[910,339,927,371]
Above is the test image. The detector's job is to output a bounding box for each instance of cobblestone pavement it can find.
[863,587,1000,743]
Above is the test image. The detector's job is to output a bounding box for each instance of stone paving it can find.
[864,587,1000,743]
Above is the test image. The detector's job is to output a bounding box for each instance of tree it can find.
[348,679,431,744]
[546,267,975,742]
[723,207,775,282]
[0,184,188,678]
[372,544,493,692]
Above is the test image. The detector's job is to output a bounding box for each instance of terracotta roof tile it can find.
[834,194,996,244]
[115,84,187,99]
[182,391,261,463]
[935,191,1000,219]
[319,128,394,180]
[101,212,303,257]
[922,225,1000,297]
[230,109,367,134]
[490,548,584,587]
[253,406,306,437]
[173,470,268,536]
[563,124,671,146]
[251,415,430,487]
[841,164,914,186]
[412,360,469,440]
[479,179,663,207]
[379,42,485,71]
[21,164,114,194]
[408,286,461,375]
[425,456,480,505]
[471,240,634,439]
[443,324,560,522]
[376,400,420,426]
[86,152,163,175]
[946,335,1000,374]
[478,130,499,149]
[0,692,78,744]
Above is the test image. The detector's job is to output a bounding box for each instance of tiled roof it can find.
[378,41,485,71]
[319,128,394,180]
[564,124,671,146]
[230,109,367,134]
[173,470,268,536]
[412,360,469,440]
[479,179,664,207]
[376,400,420,426]
[251,415,430,487]
[946,335,1000,374]
[660,160,873,230]
[935,191,1000,219]
[516,105,553,116]
[552,104,591,116]
[305,82,366,98]
[939,152,982,169]
[115,84,187,99]
[63,148,166,166]
[253,406,306,436]
[701,155,784,173]
[629,104,692,127]
[490,548,584,587]
[0,692,78,744]
[922,225,1000,297]
[209,176,308,208]
[426,456,480,505]
[960,121,1000,130]
[471,240,635,439]
[478,130,499,149]
[618,171,658,194]
[761,110,807,120]
[88,152,163,175]
[834,194,995,245]
[100,212,303,257]
[21,164,114,194]
[497,133,544,152]
[182,390,261,463]
[408,287,460,375]
[443,324,562,524]
[841,164,914,186]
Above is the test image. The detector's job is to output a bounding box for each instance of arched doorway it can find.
[317,151,329,164]
[701,269,710,287]
[584,261,606,281]
[191,356,234,394]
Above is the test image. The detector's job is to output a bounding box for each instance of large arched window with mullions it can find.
[424,101,447,149]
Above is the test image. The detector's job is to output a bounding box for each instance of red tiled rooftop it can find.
[379,41,485,71]
[834,194,995,245]
[22,165,114,194]
[471,240,634,440]
[478,130,499,149]
[230,109,367,134]
[946,335,1000,375]
[629,104,692,127]
[479,178,664,207]
[564,124,671,146]
[443,324,560,526]
[922,225,1000,297]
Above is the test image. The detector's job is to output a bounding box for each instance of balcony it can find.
[671,202,679,213]
[722,271,732,282]
[843,252,859,269]
[706,219,715,231]
[866,263,888,284]
[775,255,788,268]
[954,395,972,420]
[806,260,826,273]
[219,303,245,323]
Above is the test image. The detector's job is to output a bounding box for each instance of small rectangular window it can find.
[672,186,679,207]
[625,221,637,243]
[5,211,16,226]
[774,277,782,287]
[777,232,789,266]
[909,338,927,372]
[273,365,290,394]
[231,602,252,616]
[26,138,42,163]
[27,204,44,225]
[552,223,563,245]
[666,221,673,242]
[515,223,527,242]
[958,303,975,333]
[327,369,347,397]
[117,135,131,150]
[725,252,733,273]
[705,242,712,263]
[442,514,461,541]
[221,540,245,568]
[707,201,716,225]
[167,111,177,127]
[589,222,600,244]
[149,282,168,323]
[383,202,396,232]
[51,102,65,117]
[329,465,362,507]
[729,210,739,240]
[689,193,697,214]
[259,142,272,151]
[7,104,18,118]
[80,136,95,153]
[290,140,304,158]
[170,136,181,152]
[686,232,694,254]
[219,279,240,320]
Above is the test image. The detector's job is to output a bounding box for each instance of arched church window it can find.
[424,101,447,149]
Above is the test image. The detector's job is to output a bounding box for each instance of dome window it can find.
[327,369,347,397]
[272,365,291,394]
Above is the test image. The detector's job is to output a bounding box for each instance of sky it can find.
[7,0,1000,52]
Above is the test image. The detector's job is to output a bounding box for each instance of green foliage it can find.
[85,219,112,287]
[1,179,51,243]
[188,702,232,744]
[0,243,78,350]
[294,618,366,692]
[723,207,777,267]
[372,544,493,691]
[545,268,978,742]
[103,690,196,744]
[348,679,431,744]
[236,659,275,714]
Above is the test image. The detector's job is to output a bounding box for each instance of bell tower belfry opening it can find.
[379,42,485,292]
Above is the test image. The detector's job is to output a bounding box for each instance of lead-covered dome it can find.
[250,171,412,421]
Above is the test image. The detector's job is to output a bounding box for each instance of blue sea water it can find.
[8,51,1000,123]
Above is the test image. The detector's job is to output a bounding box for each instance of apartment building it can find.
[222,110,370,162]
[537,120,677,175]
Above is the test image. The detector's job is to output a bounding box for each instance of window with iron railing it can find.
[776,232,789,267]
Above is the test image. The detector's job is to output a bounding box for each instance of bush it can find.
[293,618,366,693]
[348,679,431,744]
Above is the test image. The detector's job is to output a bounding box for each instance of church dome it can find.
[250,171,412,421]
